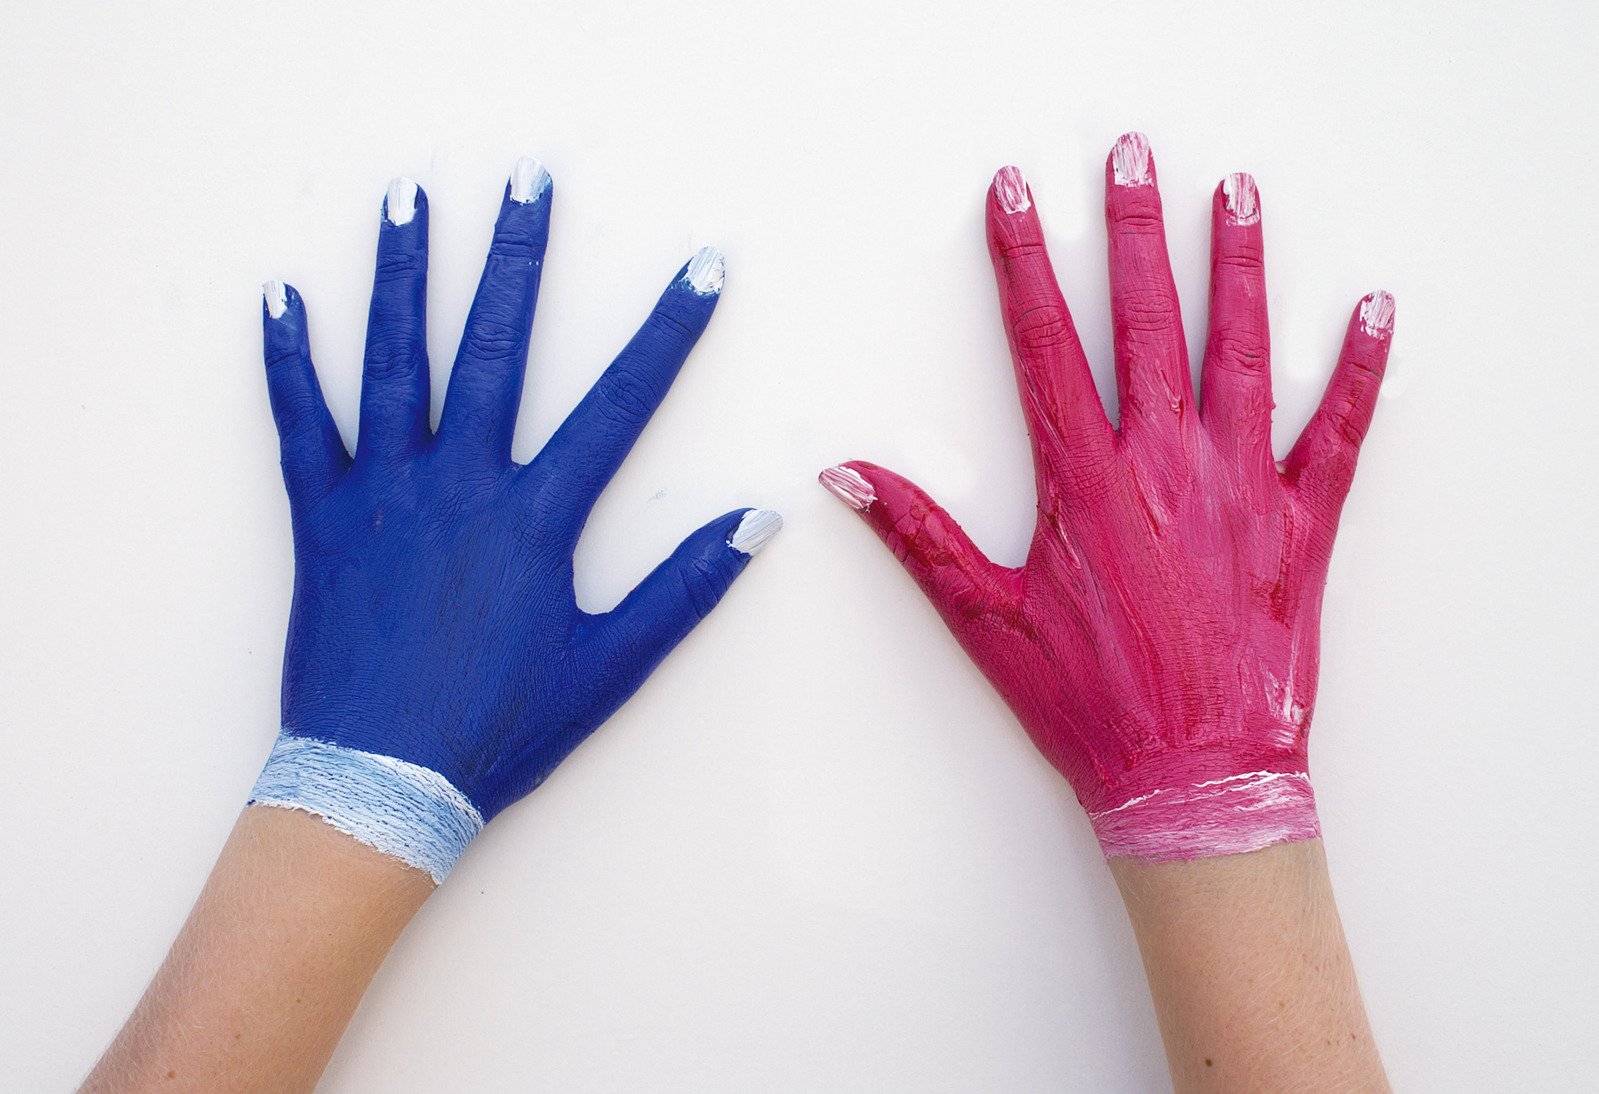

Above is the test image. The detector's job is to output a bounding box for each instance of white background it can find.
[3,1,1596,1090]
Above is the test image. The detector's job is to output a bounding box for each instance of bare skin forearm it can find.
[81,807,434,1093]
[1110,840,1387,1092]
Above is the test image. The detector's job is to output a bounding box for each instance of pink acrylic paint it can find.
[822,135,1394,861]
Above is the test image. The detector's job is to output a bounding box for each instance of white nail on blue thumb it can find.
[685,246,725,295]
[729,509,782,555]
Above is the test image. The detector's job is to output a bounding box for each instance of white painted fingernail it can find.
[1111,132,1153,187]
[818,466,875,510]
[1359,291,1395,338]
[510,156,551,203]
[263,280,288,319]
[729,509,783,555]
[994,165,1031,214]
[684,246,725,295]
[385,177,419,225]
[1222,172,1259,226]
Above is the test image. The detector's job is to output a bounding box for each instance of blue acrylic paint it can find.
[251,161,779,878]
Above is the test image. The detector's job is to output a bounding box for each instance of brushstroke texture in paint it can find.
[728,508,783,555]
[821,137,1393,861]
[819,465,876,510]
[993,165,1032,214]
[1222,171,1259,226]
[684,245,726,295]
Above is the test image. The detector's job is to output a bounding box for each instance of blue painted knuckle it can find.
[592,364,664,423]
[263,342,306,369]
[363,334,424,377]
[644,303,698,341]
[488,225,546,262]
[460,311,527,362]
[374,249,426,281]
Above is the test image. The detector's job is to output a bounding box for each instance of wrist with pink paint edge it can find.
[1088,768,1322,863]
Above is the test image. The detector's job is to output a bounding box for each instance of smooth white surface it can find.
[2,1,1596,1090]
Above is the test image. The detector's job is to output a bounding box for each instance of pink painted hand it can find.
[821,134,1394,861]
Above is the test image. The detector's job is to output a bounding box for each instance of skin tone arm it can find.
[88,831,1381,1092]
[1112,842,1384,1089]
[82,158,779,1092]
[83,809,431,1092]
[821,133,1392,1090]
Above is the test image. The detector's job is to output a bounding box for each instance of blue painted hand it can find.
[249,159,779,882]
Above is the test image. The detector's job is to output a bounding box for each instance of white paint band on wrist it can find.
[1088,770,1321,862]
[249,732,484,884]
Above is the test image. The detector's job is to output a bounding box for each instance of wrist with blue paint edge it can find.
[248,731,485,885]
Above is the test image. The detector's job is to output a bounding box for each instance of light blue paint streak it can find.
[250,732,484,884]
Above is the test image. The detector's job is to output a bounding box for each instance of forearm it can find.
[82,806,433,1093]
[1110,839,1386,1092]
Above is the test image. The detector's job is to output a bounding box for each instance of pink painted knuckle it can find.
[994,237,1050,266]
[1109,196,1164,235]
[1347,349,1388,380]
[1208,325,1270,375]
[1010,303,1073,351]
[1214,248,1265,278]
[1115,286,1179,334]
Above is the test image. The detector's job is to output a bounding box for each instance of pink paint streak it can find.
[822,139,1394,861]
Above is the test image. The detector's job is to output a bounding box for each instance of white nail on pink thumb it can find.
[819,466,875,510]
[994,166,1031,214]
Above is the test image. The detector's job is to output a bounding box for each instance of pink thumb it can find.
[819,461,1016,617]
